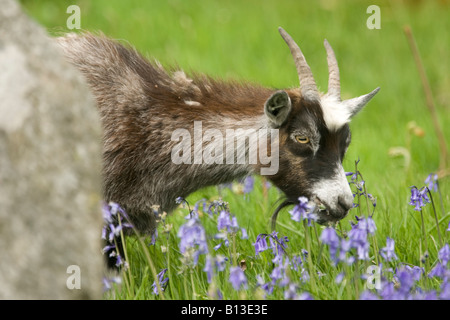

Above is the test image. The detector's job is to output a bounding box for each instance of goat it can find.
[57,27,379,237]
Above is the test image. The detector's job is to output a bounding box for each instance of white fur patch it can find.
[184,100,201,106]
[320,96,351,132]
[310,163,353,213]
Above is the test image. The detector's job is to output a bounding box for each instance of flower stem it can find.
[427,188,443,248]
[303,220,317,294]
[419,209,430,272]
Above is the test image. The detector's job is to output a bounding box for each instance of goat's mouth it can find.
[270,196,349,230]
[312,196,349,225]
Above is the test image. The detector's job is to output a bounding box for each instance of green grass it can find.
[20,0,450,300]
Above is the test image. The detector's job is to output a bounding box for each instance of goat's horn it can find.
[323,39,341,99]
[278,27,319,101]
[342,87,381,116]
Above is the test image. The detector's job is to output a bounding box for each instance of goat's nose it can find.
[338,194,353,213]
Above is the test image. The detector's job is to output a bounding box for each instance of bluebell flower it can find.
[269,231,289,256]
[240,228,248,240]
[380,237,398,262]
[428,262,446,279]
[320,227,340,264]
[409,186,430,211]
[289,255,303,272]
[297,292,314,300]
[289,196,317,225]
[254,234,269,255]
[150,229,158,245]
[289,196,310,222]
[215,255,228,272]
[320,227,339,246]
[230,216,239,231]
[203,254,228,283]
[348,217,376,261]
[175,196,184,204]
[217,210,240,234]
[440,282,450,300]
[243,176,254,194]
[214,238,229,251]
[438,243,450,264]
[394,268,417,297]
[102,276,122,292]
[177,215,208,265]
[229,266,247,290]
[339,239,355,265]
[217,210,231,231]
[425,173,438,192]
[359,290,379,300]
[355,180,365,192]
[270,265,284,284]
[151,268,169,295]
[284,283,300,300]
[203,256,214,283]
[101,202,133,267]
[355,216,377,234]
[335,272,345,284]
[256,275,274,296]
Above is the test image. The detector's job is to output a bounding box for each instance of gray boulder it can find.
[0,0,103,299]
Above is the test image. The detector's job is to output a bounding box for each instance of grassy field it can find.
[20,0,450,300]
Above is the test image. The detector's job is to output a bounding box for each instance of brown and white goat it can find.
[57,27,379,234]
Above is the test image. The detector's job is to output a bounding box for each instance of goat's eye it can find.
[295,135,310,144]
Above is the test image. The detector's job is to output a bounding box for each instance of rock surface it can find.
[0,0,103,299]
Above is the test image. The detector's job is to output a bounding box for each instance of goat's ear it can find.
[264,90,292,127]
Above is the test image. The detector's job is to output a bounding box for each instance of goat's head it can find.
[264,28,379,224]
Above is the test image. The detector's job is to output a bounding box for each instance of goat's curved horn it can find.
[278,27,319,101]
[324,39,341,99]
[342,87,381,116]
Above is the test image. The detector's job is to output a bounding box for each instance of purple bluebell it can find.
[438,243,450,264]
[428,262,446,279]
[320,227,340,264]
[243,176,254,194]
[240,228,248,240]
[320,227,339,246]
[440,282,450,300]
[102,276,122,292]
[254,234,269,255]
[151,268,169,295]
[425,173,438,192]
[269,231,289,256]
[256,275,274,296]
[367,193,377,208]
[359,290,379,300]
[380,237,398,262]
[215,255,228,272]
[284,283,300,300]
[289,196,310,222]
[203,256,214,283]
[356,216,377,234]
[409,186,430,211]
[229,266,247,290]
[177,215,208,265]
[335,272,345,284]
[289,255,303,272]
[217,210,231,231]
